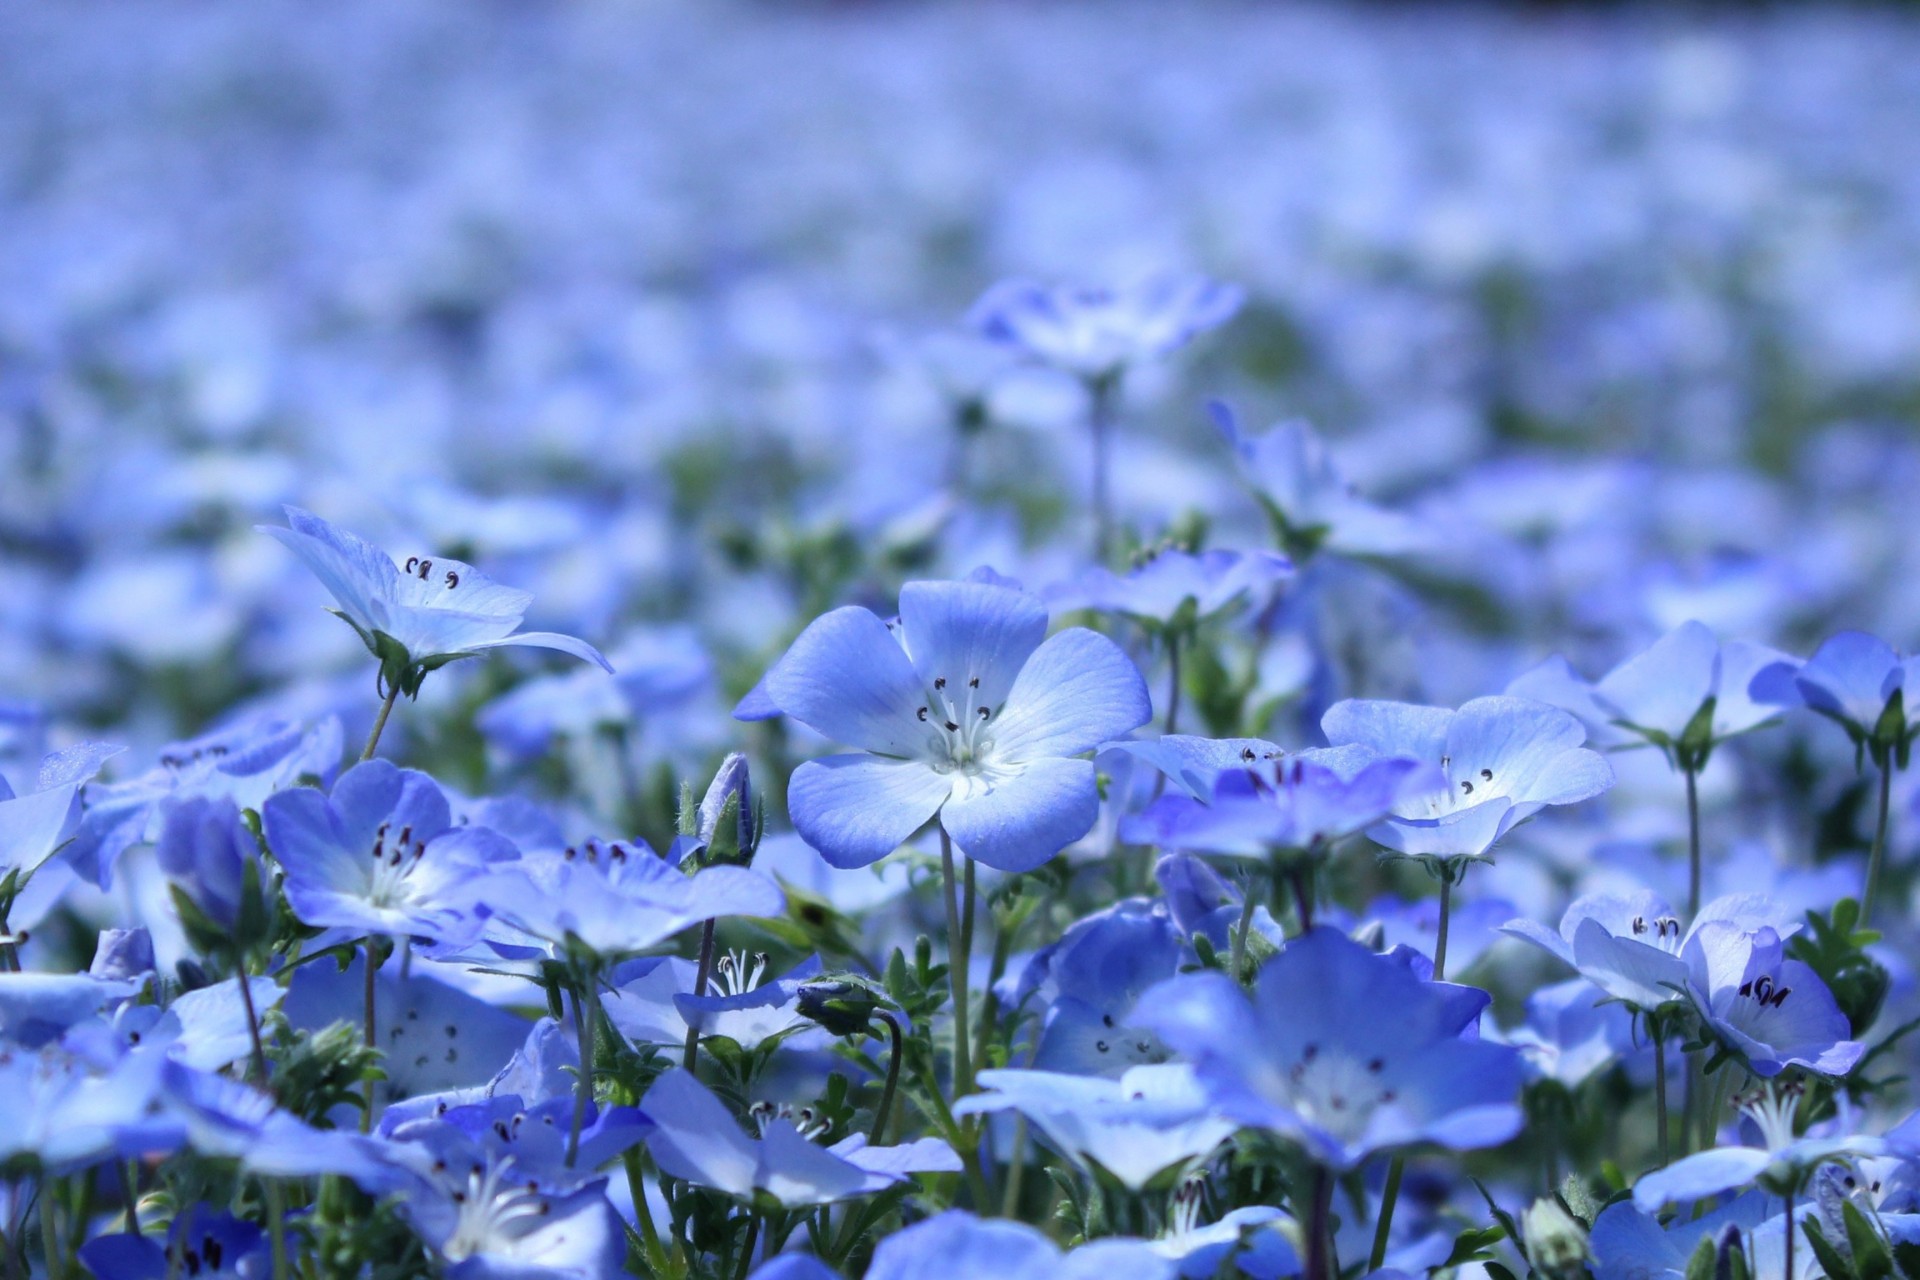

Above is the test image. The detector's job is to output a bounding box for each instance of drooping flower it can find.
[969,275,1243,382]
[258,506,611,696]
[1135,926,1522,1171]
[748,578,1150,871]
[1320,696,1613,864]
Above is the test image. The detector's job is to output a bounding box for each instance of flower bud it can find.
[1522,1197,1590,1279]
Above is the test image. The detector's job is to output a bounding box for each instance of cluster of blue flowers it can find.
[9,4,1920,1280]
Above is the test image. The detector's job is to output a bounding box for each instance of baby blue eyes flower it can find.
[1684,922,1864,1078]
[0,741,122,878]
[1320,695,1613,864]
[863,1208,1179,1280]
[1590,1191,1803,1280]
[638,1067,960,1209]
[952,1063,1236,1191]
[1750,629,1920,764]
[261,759,514,947]
[969,275,1243,381]
[751,578,1151,871]
[1047,548,1293,629]
[1135,926,1523,1172]
[1631,1083,1883,1211]
[259,506,611,696]
[79,1206,269,1280]
[1025,899,1181,1076]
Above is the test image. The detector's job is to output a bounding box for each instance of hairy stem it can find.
[1652,1029,1670,1168]
[567,985,597,1168]
[1369,1155,1406,1272]
[682,919,717,1073]
[1684,765,1702,920]
[1864,756,1894,925]
[361,683,402,763]
[1164,631,1182,736]
[1433,873,1452,982]
[941,831,974,1101]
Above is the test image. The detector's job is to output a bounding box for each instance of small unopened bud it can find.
[681,753,760,869]
[1523,1198,1589,1279]
[796,977,887,1038]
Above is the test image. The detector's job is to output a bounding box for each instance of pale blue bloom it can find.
[1135,927,1522,1171]
[1684,922,1864,1078]
[952,1063,1236,1190]
[259,506,611,687]
[864,1209,1177,1280]
[0,741,123,878]
[1211,404,1427,559]
[80,1206,268,1280]
[1321,696,1613,862]
[1047,548,1292,628]
[1591,1193,1806,1280]
[970,275,1243,381]
[1502,977,1636,1088]
[1632,1084,1882,1210]
[1025,899,1181,1076]
[751,578,1150,871]
[1750,629,1920,764]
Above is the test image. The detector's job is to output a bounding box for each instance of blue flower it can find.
[0,1040,182,1174]
[751,578,1150,871]
[1104,735,1290,802]
[480,838,783,962]
[1122,750,1441,859]
[0,741,122,878]
[969,275,1242,381]
[1502,977,1636,1089]
[1632,1083,1883,1210]
[1154,853,1283,954]
[1025,899,1182,1076]
[1135,927,1522,1171]
[163,1059,395,1186]
[864,1209,1178,1280]
[155,796,258,934]
[1512,621,1789,765]
[1590,1192,1802,1280]
[952,1063,1236,1190]
[1684,922,1864,1078]
[638,1067,959,1209]
[1210,404,1426,559]
[262,759,514,947]
[79,1206,268,1280]
[601,952,822,1052]
[1750,630,1920,764]
[1047,548,1292,630]
[71,715,341,887]
[1501,889,1797,1013]
[1320,696,1613,863]
[258,506,611,695]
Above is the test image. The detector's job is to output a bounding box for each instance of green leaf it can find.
[1844,1199,1893,1280]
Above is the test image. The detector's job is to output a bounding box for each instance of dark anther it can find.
[968,676,980,688]
[1461,781,1474,794]
[1095,1040,1110,1052]
[934,677,947,689]
[1102,1013,1115,1027]
[1367,1058,1384,1073]
[1480,768,1493,781]
[418,558,433,579]
[1241,748,1256,761]
[917,707,929,721]
[977,706,991,720]
[1302,1043,1319,1062]
[405,556,419,573]
[445,570,460,588]
[1631,916,1647,934]
[944,720,960,732]
[564,846,577,860]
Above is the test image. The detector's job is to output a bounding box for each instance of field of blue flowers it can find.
[9,2,1920,1278]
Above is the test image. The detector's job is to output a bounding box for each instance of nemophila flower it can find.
[258,506,611,696]
[1320,696,1613,864]
[476,626,713,764]
[1149,1192,1297,1280]
[639,1068,960,1209]
[1590,1192,1806,1280]
[1358,892,1519,974]
[156,796,262,947]
[284,951,531,1111]
[0,972,142,1047]
[1501,890,1797,1013]
[1047,548,1293,629]
[969,274,1243,381]
[864,1209,1178,1280]
[750,578,1150,872]
[1750,630,1920,765]
[1123,750,1441,859]
[1511,621,1789,764]
[1685,922,1864,1077]
[0,741,122,878]
[0,1042,182,1172]
[1502,977,1636,1089]
[1135,927,1522,1171]
[262,760,515,946]
[1633,1082,1884,1210]
[1024,899,1181,1076]
[379,1097,642,1280]
[1210,403,1426,560]
[1154,853,1283,954]
[952,1063,1236,1191]
[80,1206,269,1280]
[83,977,284,1074]
[164,1059,393,1185]
[89,927,155,982]
[480,837,783,962]
[377,1018,580,1131]
[72,715,342,887]
[1105,735,1290,802]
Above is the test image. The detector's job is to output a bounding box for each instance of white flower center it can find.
[1283,1043,1396,1145]
[913,672,1003,777]
[365,822,428,909]
[1736,1082,1804,1154]
[712,950,770,998]
[441,1158,553,1261]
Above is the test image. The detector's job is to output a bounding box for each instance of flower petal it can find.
[940,757,1099,872]
[987,629,1152,761]
[898,579,1048,717]
[787,755,950,869]
[763,606,928,755]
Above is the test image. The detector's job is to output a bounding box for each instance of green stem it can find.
[38,1183,60,1280]
[682,919,717,1073]
[120,1162,140,1235]
[1305,1165,1332,1280]
[266,1181,290,1280]
[1000,1115,1030,1217]
[871,1015,905,1146]
[1289,861,1315,936]
[1864,756,1894,926]
[733,1214,761,1280]
[1785,1186,1797,1280]
[361,684,402,763]
[624,1149,672,1277]
[360,941,381,1132]
[567,986,596,1168]
[1433,872,1453,982]
[235,965,270,1088]
[1164,631,1182,736]
[1684,765,1702,920]
[941,831,974,1101]
[1229,874,1259,982]
[1088,374,1117,563]
[1652,1028,1670,1168]
[1368,1156,1405,1272]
